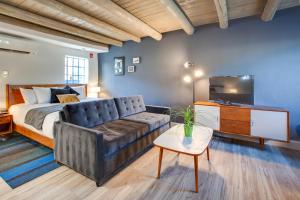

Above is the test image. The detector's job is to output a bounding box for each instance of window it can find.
[64,55,89,84]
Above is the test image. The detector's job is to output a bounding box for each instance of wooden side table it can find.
[0,114,13,137]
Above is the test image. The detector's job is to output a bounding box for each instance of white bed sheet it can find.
[9,98,102,139]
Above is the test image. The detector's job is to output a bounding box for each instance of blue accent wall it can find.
[99,7,300,140]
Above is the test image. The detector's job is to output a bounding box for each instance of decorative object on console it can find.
[128,65,136,73]
[182,61,204,102]
[114,56,125,76]
[132,57,140,64]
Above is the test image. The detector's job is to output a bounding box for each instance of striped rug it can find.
[0,133,60,188]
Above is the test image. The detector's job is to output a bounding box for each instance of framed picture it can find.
[114,57,125,76]
[128,65,136,73]
[132,57,140,64]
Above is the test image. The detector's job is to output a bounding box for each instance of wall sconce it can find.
[1,70,9,78]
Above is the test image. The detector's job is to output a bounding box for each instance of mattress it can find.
[9,98,103,139]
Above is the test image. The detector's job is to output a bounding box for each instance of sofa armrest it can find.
[146,105,171,115]
[54,121,104,182]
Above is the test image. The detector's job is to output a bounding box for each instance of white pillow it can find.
[20,88,37,104]
[33,87,51,104]
[71,86,86,99]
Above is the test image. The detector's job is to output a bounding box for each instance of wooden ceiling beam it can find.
[63,0,162,41]
[213,0,228,29]
[0,2,122,47]
[3,0,141,42]
[261,0,282,22]
[159,0,194,35]
[0,15,108,52]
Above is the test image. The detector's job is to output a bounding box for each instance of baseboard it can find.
[266,140,300,151]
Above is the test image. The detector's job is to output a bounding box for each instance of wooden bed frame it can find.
[6,84,88,149]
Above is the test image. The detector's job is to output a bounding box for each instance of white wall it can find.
[0,38,98,109]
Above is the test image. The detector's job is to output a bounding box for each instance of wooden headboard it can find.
[6,84,88,109]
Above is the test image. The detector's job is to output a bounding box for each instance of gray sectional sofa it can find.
[54,96,170,186]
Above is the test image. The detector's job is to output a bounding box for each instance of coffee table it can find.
[153,124,213,193]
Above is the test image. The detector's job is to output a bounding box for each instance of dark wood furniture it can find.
[0,114,13,136]
[6,84,88,149]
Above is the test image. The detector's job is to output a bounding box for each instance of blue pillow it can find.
[64,85,80,96]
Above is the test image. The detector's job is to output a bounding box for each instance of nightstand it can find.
[0,114,13,137]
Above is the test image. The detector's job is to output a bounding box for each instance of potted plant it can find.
[171,105,194,137]
[184,106,193,137]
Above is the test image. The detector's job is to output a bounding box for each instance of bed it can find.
[6,84,101,149]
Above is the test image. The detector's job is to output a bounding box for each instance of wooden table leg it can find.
[259,138,265,149]
[206,147,210,161]
[157,147,164,178]
[194,155,199,193]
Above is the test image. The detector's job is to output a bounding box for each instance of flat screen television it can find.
[209,75,254,105]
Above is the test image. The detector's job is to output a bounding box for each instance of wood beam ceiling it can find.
[59,0,162,41]
[213,0,228,29]
[2,0,141,42]
[0,2,122,47]
[0,0,298,49]
[0,15,108,52]
[261,0,282,21]
[159,0,194,35]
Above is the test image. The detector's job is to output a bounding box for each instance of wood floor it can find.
[1,138,300,200]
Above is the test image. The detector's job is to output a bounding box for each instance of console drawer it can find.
[221,107,250,122]
[220,119,250,135]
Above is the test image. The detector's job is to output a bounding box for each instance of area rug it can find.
[0,133,60,188]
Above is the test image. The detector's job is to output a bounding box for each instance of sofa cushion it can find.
[92,120,149,156]
[123,112,170,132]
[63,99,119,128]
[114,96,146,118]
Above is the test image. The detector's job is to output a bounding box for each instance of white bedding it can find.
[9,98,102,139]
